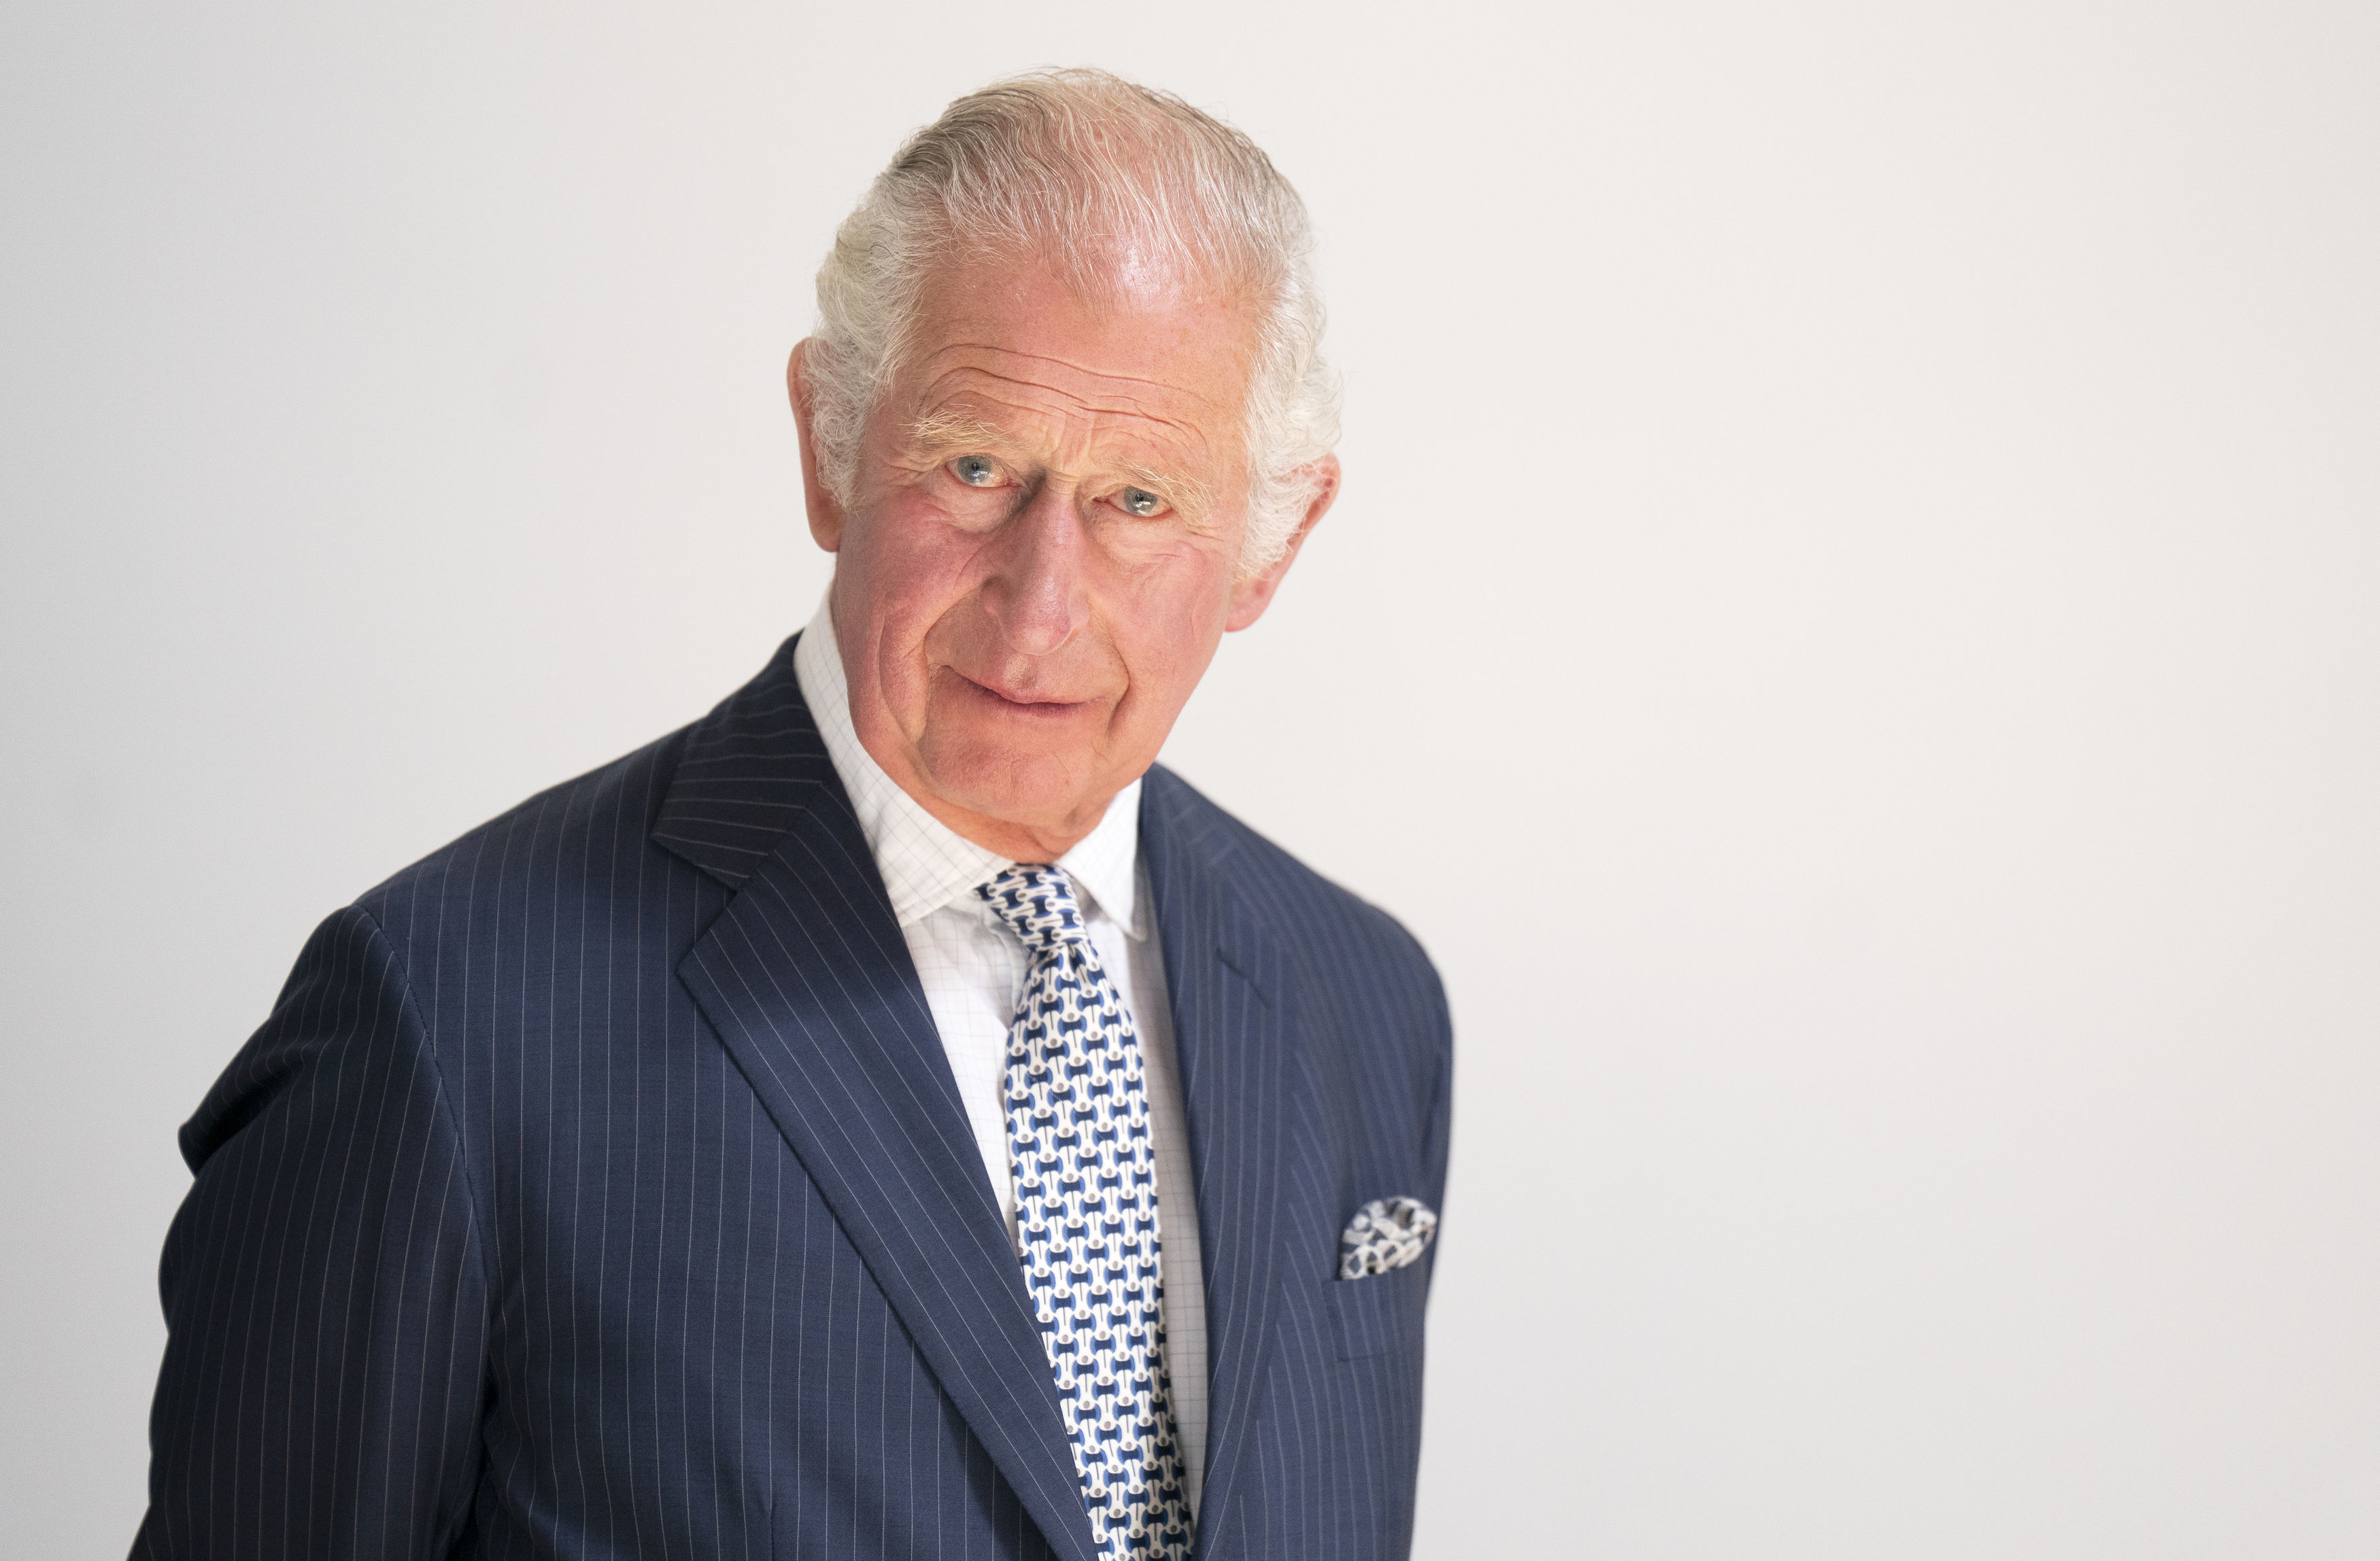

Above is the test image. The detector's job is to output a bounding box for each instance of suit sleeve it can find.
[1415,955,1454,1290]
[133,905,490,1560]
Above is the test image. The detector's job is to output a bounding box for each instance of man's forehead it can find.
[911,252,1253,378]
[896,350,1232,469]
[913,347,1220,423]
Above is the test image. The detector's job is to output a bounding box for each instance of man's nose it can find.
[981,483,1090,657]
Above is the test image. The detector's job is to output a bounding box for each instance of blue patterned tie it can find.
[978,864,1193,1561]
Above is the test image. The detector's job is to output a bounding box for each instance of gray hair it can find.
[805,68,1340,574]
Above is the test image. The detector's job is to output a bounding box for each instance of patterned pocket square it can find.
[1338,1196,1438,1279]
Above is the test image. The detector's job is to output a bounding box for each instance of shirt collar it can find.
[792,595,1145,939]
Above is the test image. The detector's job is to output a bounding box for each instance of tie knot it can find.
[977,864,1091,954]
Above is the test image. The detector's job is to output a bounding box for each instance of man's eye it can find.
[951,455,999,487]
[1117,486,1165,517]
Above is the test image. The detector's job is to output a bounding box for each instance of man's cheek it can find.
[882,515,1000,601]
[874,532,984,636]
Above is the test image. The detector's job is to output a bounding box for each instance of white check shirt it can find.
[793,601,1209,1515]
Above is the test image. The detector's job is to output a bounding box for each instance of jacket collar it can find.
[650,636,836,888]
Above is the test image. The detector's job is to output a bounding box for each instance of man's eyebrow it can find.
[901,411,1014,454]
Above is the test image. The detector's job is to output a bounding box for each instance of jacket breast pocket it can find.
[1327,1257,1429,1361]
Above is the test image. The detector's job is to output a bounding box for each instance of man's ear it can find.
[1225,453,1340,632]
[787,339,845,553]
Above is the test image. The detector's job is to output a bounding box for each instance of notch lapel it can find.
[658,642,1099,1561]
[1138,770,1293,1558]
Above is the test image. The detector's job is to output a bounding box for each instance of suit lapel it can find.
[658,641,1100,1561]
[1138,770,1293,1557]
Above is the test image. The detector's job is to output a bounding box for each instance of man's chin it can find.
[914,739,1119,843]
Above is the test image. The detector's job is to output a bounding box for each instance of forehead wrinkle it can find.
[915,341,1242,417]
[908,371,1221,476]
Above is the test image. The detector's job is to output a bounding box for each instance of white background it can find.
[5,2,2376,1555]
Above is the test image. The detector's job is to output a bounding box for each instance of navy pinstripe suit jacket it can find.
[136,636,1452,1561]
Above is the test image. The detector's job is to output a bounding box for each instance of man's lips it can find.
[943,666,1097,717]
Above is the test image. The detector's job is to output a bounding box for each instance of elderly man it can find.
[136,70,1450,1561]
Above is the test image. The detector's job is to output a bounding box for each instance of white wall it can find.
[5,3,2375,1554]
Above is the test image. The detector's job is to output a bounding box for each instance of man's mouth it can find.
[946,667,1091,718]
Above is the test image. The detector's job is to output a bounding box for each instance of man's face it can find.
[792,251,1333,859]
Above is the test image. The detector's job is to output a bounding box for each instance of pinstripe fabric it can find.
[135,633,1452,1560]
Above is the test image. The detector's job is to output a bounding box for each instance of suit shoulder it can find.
[330,637,809,997]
